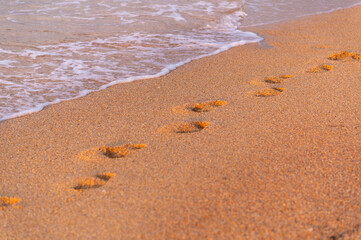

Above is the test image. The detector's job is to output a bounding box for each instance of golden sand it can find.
[1,5,361,239]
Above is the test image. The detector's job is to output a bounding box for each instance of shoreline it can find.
[239,1,361,28]
[0,31,262,123]
[1,5,361,239]
[2,2,361,123]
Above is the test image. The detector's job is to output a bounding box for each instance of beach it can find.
[1,4,361,239]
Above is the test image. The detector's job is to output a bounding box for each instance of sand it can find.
[1,5,361,239]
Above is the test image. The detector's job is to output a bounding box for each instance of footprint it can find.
[0,196,21,210]
[188,100,228,113]
[328,51,359,60]
[175,121,210,133]
[307,64,334,73]
[265,75,295,84]
[159,121,211,134]
[78,143,147,161]
[173,100,228,114]
[73,172,115,191]
[352,53,361,60]
[100,144,146,158]
[254,87,286,97]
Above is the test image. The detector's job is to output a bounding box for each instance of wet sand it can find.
[1,5,361,239]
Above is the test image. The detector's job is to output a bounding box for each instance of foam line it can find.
[0,31,262,122]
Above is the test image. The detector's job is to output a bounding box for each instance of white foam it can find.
[0,60,17,67]
[0,29,262,122]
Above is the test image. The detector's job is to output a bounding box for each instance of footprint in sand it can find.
[328,51,361,60]
[248,75,292,97]
[73,172,115,191]
[307,64,334,73]
[159,121,211,134]
[254,87,286,97]
[189,100,228,113]
[264,75,295,84]
[0,196,21,210]
[172,100,228,114]
[78,143,147,161]
[353,54,361,60]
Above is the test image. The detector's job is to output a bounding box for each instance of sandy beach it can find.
[1,5,361,239]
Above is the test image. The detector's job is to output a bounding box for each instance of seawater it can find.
[0,0,360,121]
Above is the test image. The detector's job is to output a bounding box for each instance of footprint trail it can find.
[189,100,228,112]
[308,64,334,73]
[73,172,115,191]
[328,51,361,60]
[78,143,147,161]
[160,121,211,134]
[265,75,295,84]
[173,100,228,114]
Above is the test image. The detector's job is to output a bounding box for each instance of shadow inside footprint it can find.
[255,87,286,97]
[352,53,361,60]
[159,121,211,134]
[100,144,147,158]
[328,51,354,60]
[265,75,295,84]
[78,143,147,161]
[73,172,115,191]
[175,121,211,133]
[173,100,227,114]
[308,64,333,73]
[188,100,228,113]
[100,146,130,158]
[0,197,21,209]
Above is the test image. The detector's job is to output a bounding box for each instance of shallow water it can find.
[241,0,361,27]
[0,0,360,121]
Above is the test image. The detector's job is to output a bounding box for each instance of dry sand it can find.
[1,5,361,239]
